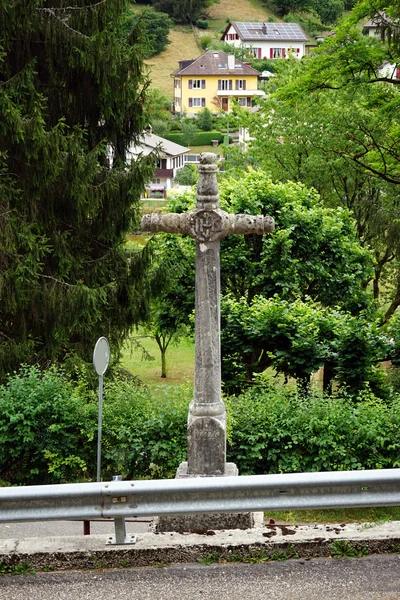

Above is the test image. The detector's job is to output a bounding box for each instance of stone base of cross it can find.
[142,154,274,527]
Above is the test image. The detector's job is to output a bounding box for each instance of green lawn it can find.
[121,332,194,385]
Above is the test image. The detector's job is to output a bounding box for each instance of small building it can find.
[171,50,265,115]
[221,21,309,60]
[363,11,397,40]
[127,130,190,197]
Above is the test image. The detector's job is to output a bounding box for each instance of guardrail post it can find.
[106,476,136,546]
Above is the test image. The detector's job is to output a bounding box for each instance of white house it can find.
[221,21,309,60]
[363,11,397,39]
[127,130,190,197]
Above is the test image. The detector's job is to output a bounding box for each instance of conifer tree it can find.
[0,0,160,376]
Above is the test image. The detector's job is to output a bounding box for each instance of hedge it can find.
[164,130,224,146]
[1,367,400,485]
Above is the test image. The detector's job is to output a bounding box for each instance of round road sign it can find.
[93,337,110,376]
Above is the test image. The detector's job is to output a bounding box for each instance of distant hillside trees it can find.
[124,7,173,57]
[151,0,219,24]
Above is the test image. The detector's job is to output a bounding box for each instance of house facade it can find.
[171,50,264,116]
[127,131,189,197]
[221,22,309,59]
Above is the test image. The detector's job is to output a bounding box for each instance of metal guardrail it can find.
[1,469,400,525]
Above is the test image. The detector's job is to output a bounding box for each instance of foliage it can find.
[150,172,374,391]
[0,366,95,484]
[196,108,215,131]
[196,19,209,29]
[227,384,400,475]
[181,119,198,146]
[312,0,344,24]
[151,0,219,24]
[200,34,213,49]
[246,67,400,321]
[221,296,389,394]
[3,366,400,485]
[174,164,199,186]
[0,0,163,377]
[144,88,173,130]
[123,7,173,57]
[164,130,224,145]
[266,0,312,17]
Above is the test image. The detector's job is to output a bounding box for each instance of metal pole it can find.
[96,374,103,482]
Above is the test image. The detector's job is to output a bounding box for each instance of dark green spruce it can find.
[0,0,164,376]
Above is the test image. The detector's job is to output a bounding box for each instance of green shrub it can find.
[174,164,198,186]
[3,367,400,485]
[196,19,209,29]
[165,131,223,146]
[227,385,400,475]
[0,366,96,484]
[200,34,212,49]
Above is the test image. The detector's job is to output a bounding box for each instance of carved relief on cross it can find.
[141,153,274,477]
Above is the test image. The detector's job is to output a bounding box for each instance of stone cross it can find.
[141,153,274,478]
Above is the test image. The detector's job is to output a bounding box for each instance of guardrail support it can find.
[106,476,136,545]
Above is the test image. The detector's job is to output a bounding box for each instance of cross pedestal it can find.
[141,153,274,531]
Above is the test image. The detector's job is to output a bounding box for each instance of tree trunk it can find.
[161,348,167,378]
[323,362,334,395]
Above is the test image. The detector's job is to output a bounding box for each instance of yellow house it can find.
[171,50,264,115]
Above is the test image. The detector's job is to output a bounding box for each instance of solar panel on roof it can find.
[233,21,307,41]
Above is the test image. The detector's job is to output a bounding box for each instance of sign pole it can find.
[96,373,104,483]
[93,337,110,483]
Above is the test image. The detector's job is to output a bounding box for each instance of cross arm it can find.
[141,213,190,235]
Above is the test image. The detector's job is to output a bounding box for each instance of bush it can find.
[174,164,198,186]
[165,130,224,146]
[227,384,400,475]
[200,34,212,49]
[3,367,400,485]
[0,366,96,485]
[196,19,209,29]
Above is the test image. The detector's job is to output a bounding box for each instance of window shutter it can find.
[218,79,221,90]
[202,79,206,89]
[189,79,193,89]
[297,48,300,53]
[282,48,286,58]
[201,98,206,107]
[243,80,246,90]
[229,80,232,90]
[270,48,273,59]
[189,98,193,107]
[258,48,262,59]
[235,80,239,90]
[247,98,251,107]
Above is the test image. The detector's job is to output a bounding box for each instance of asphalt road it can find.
[1,555,400,600]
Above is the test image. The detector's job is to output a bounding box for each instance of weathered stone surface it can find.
[156,511,256,533]
[140,153,275,530]
[187,417,226,476]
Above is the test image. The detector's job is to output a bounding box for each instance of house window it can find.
[247,47,260,58]
[188,97,206,107]
[152,178,161,184]
[270,48,285,58]
[188,79,206,89]
[237,97,251,107]
[236,79,247,90]
[174,79,181,89]
[218,79,233,91]
[228,33,239,40]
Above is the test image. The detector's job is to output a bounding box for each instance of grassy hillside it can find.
[146,0,275,96]
[145,26,201,97]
